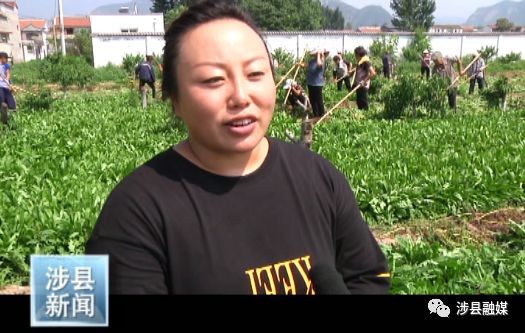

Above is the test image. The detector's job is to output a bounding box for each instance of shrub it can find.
[121,54,144,76]
[21,87,55,111]
[478,45,498,62]
[496,52,522,64]
[93,63,128,83]
[482,76,512,109]
[402,28,431,62]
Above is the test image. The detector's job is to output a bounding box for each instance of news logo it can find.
[30,255,109,327]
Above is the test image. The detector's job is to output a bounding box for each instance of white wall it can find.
[263,32,525,60]
[91,14,165,68]
[90,14,164,34]
[92,34,164,67]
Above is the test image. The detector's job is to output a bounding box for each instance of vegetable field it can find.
[1,68,525,294]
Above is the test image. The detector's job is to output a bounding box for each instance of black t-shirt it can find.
[86,138,390,294]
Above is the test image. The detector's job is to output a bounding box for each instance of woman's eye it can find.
[203,77,223,84]
[248,71,265,78]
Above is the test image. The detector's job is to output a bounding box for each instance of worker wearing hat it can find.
[421,49,432,79]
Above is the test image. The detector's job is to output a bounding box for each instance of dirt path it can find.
[0,285,30,295]
[372,206,525,246]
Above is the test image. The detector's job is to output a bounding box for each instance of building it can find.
[429,25,464,33]
[0,1,23,62]
[381,24,399,33]
[461,26,477,33]
[357,26,382,33]
[49,16,90,54]
[90,13,164,67]
[51,16,91,37]
[20,18,48,61]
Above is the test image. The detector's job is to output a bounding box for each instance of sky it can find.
[16,0,508,22]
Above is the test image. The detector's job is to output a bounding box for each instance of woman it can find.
[332,54,351,91]
[306,50,327,118]
[353,46,376,111]
[431,51,464,111]
[86,0,390,295]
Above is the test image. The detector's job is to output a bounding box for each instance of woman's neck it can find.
[175,137,269,177]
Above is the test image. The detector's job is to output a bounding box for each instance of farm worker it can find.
[86,0,390,295]
[421,49,431,79]
[304,49,328,118]
[135,55,156,98]
[382,51,394,79]
[431,51,464,110]
[467,53,486,94]
[0,51,16,125]
[353,46,376,110]
[283,78,308,112]
[332,54,351,91]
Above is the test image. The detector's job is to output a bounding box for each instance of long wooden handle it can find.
[276,48,309,88]
[283,64,304,105]
[467,64,489,80]
[448,53,481,88]
[283,50,309,105]
[315,82,362,126]
[275,64,298,88]
[336,68,356,83]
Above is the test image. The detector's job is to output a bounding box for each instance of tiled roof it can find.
[20,19,47,30]
[53,16,91,28]
[0,1,18,9]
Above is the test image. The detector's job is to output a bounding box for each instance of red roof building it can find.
[20,18,47,31]
[357,26,382,33]
[52,16,91,35]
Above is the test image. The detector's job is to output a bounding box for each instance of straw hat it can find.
[423,49,429,54]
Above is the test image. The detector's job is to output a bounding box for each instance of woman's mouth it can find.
[229,119,255,127]
[226,117,257,136]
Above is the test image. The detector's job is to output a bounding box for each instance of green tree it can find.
[494,18,514,32]
[150,0,195,14]
[390,0,436,32]
[402,28,431,62]
[370,34,399,59]
[42,55,94,95]
[70,29,93,65]
[239,0,324,31]
[164,5,188,30]
[322,6,345,30]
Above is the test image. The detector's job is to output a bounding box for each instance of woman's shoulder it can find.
[269,138,342,176]
[109,147,183,198]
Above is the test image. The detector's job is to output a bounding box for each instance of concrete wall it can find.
[263,32,525,60]
[91,14,165,67]
[92,33,164,67]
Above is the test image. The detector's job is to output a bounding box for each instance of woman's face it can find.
[172,18,276,155]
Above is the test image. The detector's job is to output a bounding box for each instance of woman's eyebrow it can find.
[191,56,267,69]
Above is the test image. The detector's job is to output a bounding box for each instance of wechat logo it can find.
[428,299,450,318]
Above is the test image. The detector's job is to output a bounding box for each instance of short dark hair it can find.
[162,0,273,101]
[146,55,153,62]
[0,52,8,59]
[354,46,367,58]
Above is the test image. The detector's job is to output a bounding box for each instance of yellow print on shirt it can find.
[245,255,315,295]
